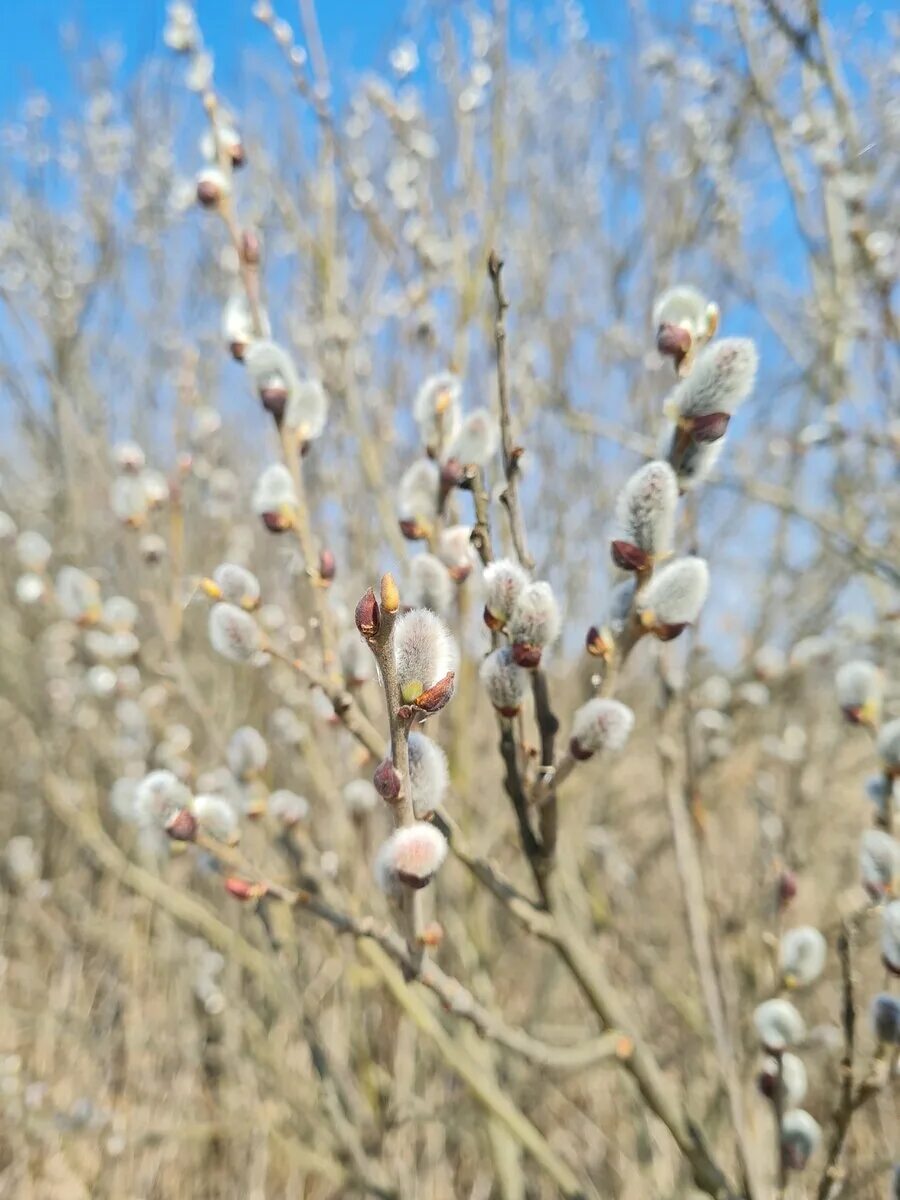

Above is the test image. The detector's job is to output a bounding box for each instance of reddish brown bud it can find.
[196,178,221,208]
[373,758,402,801]
[570,736,594,763]
[397,870,432,890]
[656,321,693,365]
[399,518,429,541]
[260,383,288,422]
[653,622,687,642]
[585,625,613,660]
[229,142,246,169]
[777,870,798,908]
[496,704,521,719]
[166,808,198,842]
[230,340,247,362]
[841,704,863,725]
[410,671,456,715]
[483,605,505,633]
[318,548,336,584]
[611,539,650,572]
[511,642,542,669]
[224,876,267,901]
[355,588,380,638]
[261,510,292,533]
[440,458,465,491]
[756,1063,779,1101]
[689,411,731,444]
[241,230,261,265]
[447,563,472,584]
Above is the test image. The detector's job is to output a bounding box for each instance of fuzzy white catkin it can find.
[753,998,805,1051]
[245,340,301,403]
[652,284,716,340]
[208,603,264,664]
[196,164,230,200]
[134,770,192,828]
[668,337,758,418]
[252,464,297,515]
[835,660,882,713]
[193,794,239,842]
[871,994,900,1044]
[226,726,268,781]
[876,718,900,771]
[374,822,448,891]
[780,1110,822,1170]
[571,698,635,754]
[508,581,561,649]
[779,926,827,987]
[615,460,678,556]
[269,789,310,825]
[213,563,261,607]
[398,459,440,526]
[674,436,724,490]
[637,557,710,626]
[284,379,329,442]
[407,732,450,816]
[408,554,455,617]
[103,595,138,630]
[221,293,271,348]
[444,407,499,467]
[393,609,459,695]
[55,567,101,622]
[413,371,461,449]
[881,900,900,974]
[112,441,146,473]
[110,475,150,525]
[860,829,900,898]
[436,525,476,578]
[483,558,528,624]
[480,648,529,714]
[343,779,379,816]
[762,1053,807,1107]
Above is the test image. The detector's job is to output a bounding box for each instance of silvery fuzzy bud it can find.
[210,563,261,609]
[673,436,724,491]
[55,567,102,624]
[196,165,231,208]
[103,595,138,631]
[408,554,455,618]
[110,475,150,527]
[508,581,561,668]
[87,664,118,698]
[343,779,379,817]
[134,769,192,828]
[397,459,440,540]
[339,630,376,686]
[244,340,302,423]
[140,469,170,510]
[374,822,448,891]
[754,998,806,1052]
[269,789,309,825]
[780,1110,822,1170]
[192,794,239,843]
[436,524,477,582]
[480,647,529,718]
[636,556,709,637]
[666,337,758,423]
[140,533,167,564]
[570,698,635,759]
[613,460,678,564]
[877,718,900,776]
[413,371,462,451]
[201,123,245,168]
[860,829,900,900]
[226,726,268,781]
[16,530,53,572]
[112,441,146,474]
[871,994,900,1045]
[208,603,264,664]
[407,732,449,816]
[443,407,499,468]
[881,900,900,975]
[163,2,198,51]
[754,645,787,682]
[482,558,528,631]
[284,379,329,443]
[757,1052,807,1107]
[779,926,827,988]
[835,660,883,725]
[652,285,718,355]
[393,609,458,709]
[221,294,271,360]
[252,464,297,532]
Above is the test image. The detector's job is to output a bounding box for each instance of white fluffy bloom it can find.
[222,294,271,354]
[507,582,561,666]
[186,49,214,92]
[226,726,268,781]
[134,770,192,828]
[163,2,198,51]
[408,554,455,617]
[876,718,900,773]
[112,441,146,473]
[103,595,138,630]
[110,475,150,526]
[835,660,882,723]
[55,567,101,623]
[759,1052,807,1108]
[780,1110,822,1170]
[570,699,635,758]
[16,573,46,605]
[407,732,449,816]
[480,647,529,717]
[880,900,900,975]
[443,407,499,467]
[397,459,439,537]
[16,531,52,571]
[652,284,718,343]
[245,340,301,410]
[140,469,169,509]
[436,525,476,581]
[674,437,724,490]
[252,464,297,528]
[374,822,448,891]
[482,558,528,628]
[284,379,329,442]
[212,563,261,609]
[195,163,230,204]
[614,460,678,558]
[343,779,379,816]
[779,926,827,988]
[860,829,900,900]
[637,557,709,630]
[208,603,264,664]
[193,794,240,842]
[393,609,458,705]
[413,371,461,450]
[753,998,805,1052]
[667,338,758,419]
[269,789,309,825]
